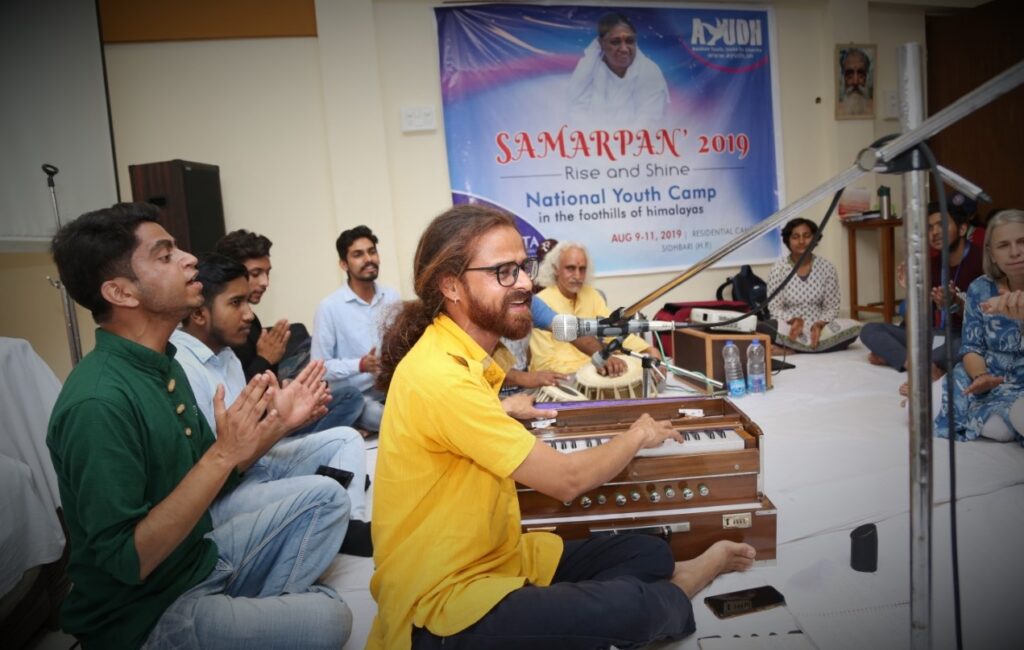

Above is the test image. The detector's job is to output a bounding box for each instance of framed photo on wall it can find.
[835,43,876,120]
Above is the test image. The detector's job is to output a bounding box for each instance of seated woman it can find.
[767,218,861,352]
[935,209,1024,443]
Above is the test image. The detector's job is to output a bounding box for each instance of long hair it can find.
[534,240,592,290]
[982,209,1024,280]
[376,205,516,391]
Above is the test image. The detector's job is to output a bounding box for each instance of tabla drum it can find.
[535,382,589,403]
[574,355,646,400]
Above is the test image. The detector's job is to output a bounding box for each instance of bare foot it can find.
[671,540,756,598]
[868,352,887,366]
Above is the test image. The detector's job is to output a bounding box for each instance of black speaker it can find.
[850,523,878,572]
[129,159,226,256]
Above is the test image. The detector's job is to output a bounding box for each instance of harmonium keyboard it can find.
[517,395,776,561]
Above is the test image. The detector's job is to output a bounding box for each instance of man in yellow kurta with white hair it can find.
[529,240,662,377]
[367,205,754,649]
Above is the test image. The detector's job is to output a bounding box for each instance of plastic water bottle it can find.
[722,340,745,398]
[746,339,766,394]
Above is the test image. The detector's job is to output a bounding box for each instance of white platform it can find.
[323,341,1024,649]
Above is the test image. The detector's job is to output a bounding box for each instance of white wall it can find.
[104,37,347,329]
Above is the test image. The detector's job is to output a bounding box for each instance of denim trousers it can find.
[356,388,386,432]
[295,382,366,433]
[211,425,368,524]
[142,479,351,649]
[412,534,694,650]
[859,322,961,371]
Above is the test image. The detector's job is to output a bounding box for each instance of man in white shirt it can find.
[171,254,370,552]
[312,226,400,434]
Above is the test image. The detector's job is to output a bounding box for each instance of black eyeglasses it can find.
[463,258,539,287]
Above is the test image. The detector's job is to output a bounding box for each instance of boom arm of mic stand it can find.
[621,349,724,391]
[621,59,1024,320]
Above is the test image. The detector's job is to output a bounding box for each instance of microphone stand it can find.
[42,164,83,367]
[621,349,724,396]
[592,315,725,395]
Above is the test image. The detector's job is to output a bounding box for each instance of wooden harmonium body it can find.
[517,395,776,561]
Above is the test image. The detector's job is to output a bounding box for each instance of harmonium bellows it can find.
[516,396,776,562]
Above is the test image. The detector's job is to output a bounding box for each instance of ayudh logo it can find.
[690,17,763,47]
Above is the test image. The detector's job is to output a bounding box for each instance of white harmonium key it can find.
[545,429,743,457]
[636,428,744,457]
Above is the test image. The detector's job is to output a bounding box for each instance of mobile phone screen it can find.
[704,585,785,619]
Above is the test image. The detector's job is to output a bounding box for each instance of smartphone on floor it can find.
[704,585,785,619]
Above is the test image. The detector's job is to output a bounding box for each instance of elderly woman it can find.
[935,209,1024,443]
[767,218,861,352]
[568,12,669,126]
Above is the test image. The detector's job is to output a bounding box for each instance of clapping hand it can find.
[257,319,291,365]
[268,361,330,433]
[212,374,279,468]
[981,289,1024,320]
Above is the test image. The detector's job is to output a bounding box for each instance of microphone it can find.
[551,314,677,342]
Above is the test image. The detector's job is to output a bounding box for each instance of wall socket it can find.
[400,106,436,133]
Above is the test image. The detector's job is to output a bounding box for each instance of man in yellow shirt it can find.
[529,240,662,376]
[368,205,755,649]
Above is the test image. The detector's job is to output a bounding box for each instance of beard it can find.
[137,282,200,322]
[351,263,379,282]
[947,231,963,253]
[465,289,533,340]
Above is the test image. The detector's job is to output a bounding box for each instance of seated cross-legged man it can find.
[215,229,365,430]
[369,205,754,650]
[529,240,662,379]
[47,203,352,649]
[312,226,400,434]
[860,200,984,388]
[170,253,371,554]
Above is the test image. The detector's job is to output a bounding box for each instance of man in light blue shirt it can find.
[172,254,370,542]
[312,226,400,433]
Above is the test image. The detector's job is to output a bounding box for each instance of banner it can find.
[436,4,784,275]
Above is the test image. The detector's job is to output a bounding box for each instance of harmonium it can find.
[516,395,776,561]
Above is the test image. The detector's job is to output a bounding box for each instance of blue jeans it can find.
[293,383,365,434]
[142,479,351,649]
[211,426,368,523]
[859,322,961,371]
[356,388,386,432]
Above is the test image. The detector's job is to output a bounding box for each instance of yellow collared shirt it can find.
[529,285,649,374]
[367,314,562,650]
